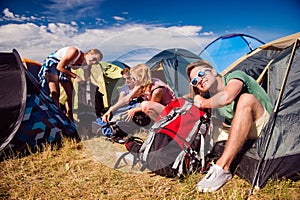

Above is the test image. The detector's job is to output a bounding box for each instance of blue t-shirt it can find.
[119,84,131,96]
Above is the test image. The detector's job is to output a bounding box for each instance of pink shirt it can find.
[145,78,176,106]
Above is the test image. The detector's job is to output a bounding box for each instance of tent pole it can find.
[174,53,179,96]
[250,39,299,195]
[256,59,273,85]
[273,40,298,112]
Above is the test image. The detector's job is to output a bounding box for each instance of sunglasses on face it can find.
[190,68,211,87]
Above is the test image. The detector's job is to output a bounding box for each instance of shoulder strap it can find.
[151,99,193,130]
[150,85,165,95]
[73,47,82,63]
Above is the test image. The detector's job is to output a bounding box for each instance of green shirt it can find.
[217,70,273,123]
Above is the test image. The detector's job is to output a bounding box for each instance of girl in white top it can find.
[38,46,103,121]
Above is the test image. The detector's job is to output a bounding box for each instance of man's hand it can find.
[194,94,205,108]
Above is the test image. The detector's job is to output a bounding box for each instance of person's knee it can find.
[239,93,256,104]
[140,101,150,113]
[140,101,158,119]
[235,93,265,121]
[50,91,59,101]
[236,94,260,110]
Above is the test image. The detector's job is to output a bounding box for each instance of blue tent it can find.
[110,60,131,69]
[199,33,265,73]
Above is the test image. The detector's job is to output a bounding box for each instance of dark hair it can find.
[121,67,130,75]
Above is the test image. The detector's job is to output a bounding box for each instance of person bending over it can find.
[38,46,103,121]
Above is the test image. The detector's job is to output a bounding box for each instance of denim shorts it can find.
[38,53,70,87]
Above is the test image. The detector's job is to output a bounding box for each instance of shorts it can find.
[248,107,270,139]
[38,53,70,87]
[213,107,270,141]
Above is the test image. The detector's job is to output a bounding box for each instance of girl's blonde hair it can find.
[130,64,152,86]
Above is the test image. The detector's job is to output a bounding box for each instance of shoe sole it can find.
[197,186,221,193]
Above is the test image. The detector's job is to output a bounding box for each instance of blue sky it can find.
[0,0,299,66]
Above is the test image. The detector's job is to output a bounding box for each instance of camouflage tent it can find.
[0,50,78,156]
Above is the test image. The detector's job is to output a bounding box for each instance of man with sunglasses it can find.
[186,60,272,192]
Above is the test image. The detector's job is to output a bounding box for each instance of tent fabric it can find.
[146,48,202,97]
[221,32,300,189]
[21,59,123,113]
[22,58,42,81]
[0,49,27,152]
[199,33,265,73]
[71,62,124,137]
[71,62,123,110]
[110,60,131,69]
[20,58,124,139]
[11,70,79,151]
[0,50,79,155]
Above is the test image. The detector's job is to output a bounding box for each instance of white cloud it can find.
[201,31,214,36]
[48,0,100,10]
[167,26,202,36]
[2,8,43,23]
[42,0,106,21]
[95,18,107,25]
[113,16,126,21]
[2,8,31,22]
[3,8,14,19]
[70,21,78,26]
[0,22,216,65]
[47,23,78,36]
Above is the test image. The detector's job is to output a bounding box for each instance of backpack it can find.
[115,97,212,178]
[114,136,145,169]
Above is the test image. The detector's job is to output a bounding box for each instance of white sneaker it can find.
[197,164,232,192]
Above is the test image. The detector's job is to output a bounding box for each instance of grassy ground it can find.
[0,138,299,200]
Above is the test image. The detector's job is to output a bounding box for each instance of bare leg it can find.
[46,73,60,106]
[140,101,165,120]
[216,93,265,171]
[61,80,74,121]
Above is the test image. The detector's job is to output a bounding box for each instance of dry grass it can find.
[0,137,299,200]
